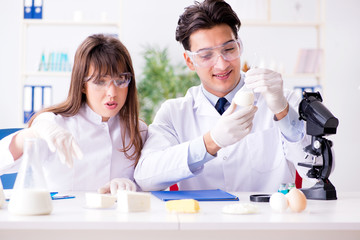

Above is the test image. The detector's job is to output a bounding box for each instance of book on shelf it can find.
[295,49,323,74]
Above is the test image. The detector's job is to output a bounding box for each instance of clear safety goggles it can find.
[186,39,243,68]
[85,72,132,90]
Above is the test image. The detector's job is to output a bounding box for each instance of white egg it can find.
[269,192,288,212]
[233,90,254,106]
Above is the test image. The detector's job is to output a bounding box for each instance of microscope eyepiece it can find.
[299,92,339,137]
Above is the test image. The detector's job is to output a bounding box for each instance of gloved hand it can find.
[210,101,257,148]
[245,68,288,114]
[98,178,137,195]
[30,120,83,168]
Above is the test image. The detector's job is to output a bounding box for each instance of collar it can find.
[201,72,245,107]
[81,103,118,126]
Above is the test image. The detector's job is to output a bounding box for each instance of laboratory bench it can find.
[0,192,359,240]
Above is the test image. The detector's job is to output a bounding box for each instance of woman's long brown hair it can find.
[28,34,144,164]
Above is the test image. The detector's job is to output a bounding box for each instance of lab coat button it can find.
[223,156,228,161]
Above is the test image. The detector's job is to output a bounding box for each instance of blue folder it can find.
[151,189,239,201]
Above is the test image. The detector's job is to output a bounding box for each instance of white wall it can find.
[323,0,360,193]
[0,0,359,192]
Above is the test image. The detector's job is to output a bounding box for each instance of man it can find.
[134,0,310,192]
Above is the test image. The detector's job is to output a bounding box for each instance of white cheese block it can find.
[222,203,258,215]
[233,90,254,106]
[85,193,117,209]
[117,191,151,212]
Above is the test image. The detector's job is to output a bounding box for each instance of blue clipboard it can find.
[151,189,239,201]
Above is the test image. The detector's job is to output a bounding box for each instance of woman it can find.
[0,34,147,193]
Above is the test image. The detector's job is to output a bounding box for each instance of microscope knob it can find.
[313,140,321,149]
[307,168,320,179]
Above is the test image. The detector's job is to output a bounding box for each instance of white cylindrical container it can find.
[8,138,53,215]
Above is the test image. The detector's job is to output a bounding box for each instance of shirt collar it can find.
[201,72,245,107]
[82,103,118,125]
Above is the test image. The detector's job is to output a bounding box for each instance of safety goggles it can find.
[186,39,243,68]
[85,72,132,90]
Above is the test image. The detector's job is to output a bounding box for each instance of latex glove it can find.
[210,101,257,148]
[98,178,137,195]
[245,68,288,114]
[30,120,83,168]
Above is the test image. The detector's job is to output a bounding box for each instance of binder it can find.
[43,87,52,108]
[32,0,43,19]
[23,85,33,123]
[24,0,33,19]
[33,87,42,112]
[151,189,239,201]
[23,85,53,123]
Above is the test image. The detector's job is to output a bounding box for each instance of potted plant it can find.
[137,46,200,124]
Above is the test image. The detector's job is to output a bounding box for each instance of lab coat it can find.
[134,85,311,192]
[0,103,147,192]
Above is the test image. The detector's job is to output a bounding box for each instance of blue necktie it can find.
[215,97,228,115]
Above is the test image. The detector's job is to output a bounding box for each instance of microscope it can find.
[298,91,339,200]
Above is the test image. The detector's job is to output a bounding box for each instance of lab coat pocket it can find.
[246,127,284,173]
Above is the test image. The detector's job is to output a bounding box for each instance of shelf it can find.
[283,73,322,79]
[22,19,120,27]
[242,20,324,28]
[23,71,71,78]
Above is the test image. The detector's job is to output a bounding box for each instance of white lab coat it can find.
[0,103,147,192]
[134,85,311,192]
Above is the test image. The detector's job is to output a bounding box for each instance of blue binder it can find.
[32,0,43,19]
[24,0,33,19]
[151,189,239,201]
[23,85,52,123]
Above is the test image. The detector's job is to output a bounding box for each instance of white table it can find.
[0,192,359,240]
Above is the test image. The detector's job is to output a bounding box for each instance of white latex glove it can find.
[98,178,137,195]
[210,101,257,148]
[245,68,288,114]
[30,120,83,168]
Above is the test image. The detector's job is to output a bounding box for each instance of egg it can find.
[286,188,307,213]
[269,192,288,212]
[233,90,254,106]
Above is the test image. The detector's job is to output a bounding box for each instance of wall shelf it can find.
[242,21,324,28]
[24,72,72,78]
[22,19,120,27]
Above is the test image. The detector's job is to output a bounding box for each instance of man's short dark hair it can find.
[175,0,241,51]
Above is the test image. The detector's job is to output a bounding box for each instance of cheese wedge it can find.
[117,191,151,212]
[165,199,200,213]
[85,193,117,209]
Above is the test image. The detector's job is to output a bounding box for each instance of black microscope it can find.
[298,91,339,200]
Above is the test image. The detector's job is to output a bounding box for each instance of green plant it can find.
[137,46,200,125]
